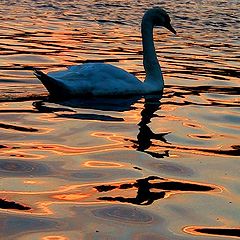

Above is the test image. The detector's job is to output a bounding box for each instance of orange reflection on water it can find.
[83,160,124,168]
[0,150,44,159]
[23,180,43,184]
[41,235,69,240]
[52,193,90,201]
[35,199,103,216]
[34,142,125,155]
[1,140,126,157]
[161,104,178,112]
[91,131,125,142]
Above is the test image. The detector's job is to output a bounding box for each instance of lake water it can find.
[0,0,239,239]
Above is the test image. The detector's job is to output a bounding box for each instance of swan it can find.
[34,7,176,98]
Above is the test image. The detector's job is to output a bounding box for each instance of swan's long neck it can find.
[141,15,163,87]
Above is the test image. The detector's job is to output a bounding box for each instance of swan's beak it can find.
[166,23,176,35]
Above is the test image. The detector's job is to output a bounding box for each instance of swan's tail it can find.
[33,68,70,99]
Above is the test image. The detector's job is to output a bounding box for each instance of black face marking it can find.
[165,14,171,24]
[152,9,171,27]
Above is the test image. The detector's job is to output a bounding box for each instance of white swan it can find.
[34,7,176,98]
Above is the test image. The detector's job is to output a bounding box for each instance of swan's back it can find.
[48,63,143,96]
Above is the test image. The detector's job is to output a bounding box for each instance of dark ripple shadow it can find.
[163,144,240,157]
[58,113,124,122]
[0,123,38,132]
[166,62,240,78]
[185,226,240,238]
[166,85,240,97]
[0,198,30,211]
[95,176,215,206]
[128,138,240,157]
[0,109,36,114]
[164,85,240,107]
[96,19,127,25]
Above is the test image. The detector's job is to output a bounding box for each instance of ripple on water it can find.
[69,168,140,182]
[0,215,61,239]
[0,159,51,176]
[133,233,170,240]
[92,205,153,224]
[146,161,195,177]
[0,0,239,239]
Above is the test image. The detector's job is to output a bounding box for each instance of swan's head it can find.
[144,7,176,34]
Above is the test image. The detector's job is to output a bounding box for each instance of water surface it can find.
[0,0,239,239]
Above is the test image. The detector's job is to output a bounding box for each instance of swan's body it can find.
[34,7,175,99]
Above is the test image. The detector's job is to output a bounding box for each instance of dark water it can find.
[0,0,239,239]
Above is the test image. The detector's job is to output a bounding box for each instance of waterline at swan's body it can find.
[34,7,175,99]
[48,63,163,96]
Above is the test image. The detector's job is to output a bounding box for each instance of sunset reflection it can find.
[0,0,239,239]
[83,161,124,168]
[42,236,69,240]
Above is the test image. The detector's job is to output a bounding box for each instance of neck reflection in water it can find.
[95,176,215,205]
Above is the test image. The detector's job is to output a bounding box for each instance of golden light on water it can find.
[52,193,90,201]
[0,0,239,239]
[83,161,124,168]
[41,236,69,240]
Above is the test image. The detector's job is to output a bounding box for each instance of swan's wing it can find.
[48,63,143,96]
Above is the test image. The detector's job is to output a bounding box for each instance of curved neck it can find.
[141,16,163,86]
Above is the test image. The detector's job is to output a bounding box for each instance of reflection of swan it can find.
[34,7,176,99]
[128,95,170,157]
[33,96,142,122]
[96,176,215,205]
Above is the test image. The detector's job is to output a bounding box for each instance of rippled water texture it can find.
[0,0,240,239]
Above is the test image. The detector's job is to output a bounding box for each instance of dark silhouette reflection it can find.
[33,96,141,122]
[124,95,170,158]
[0,198,30,210]
[33,100,75,113]
[187,227,240,238]
[34,96,140,112]
[133,124,169,152]
[95,176,215,205]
